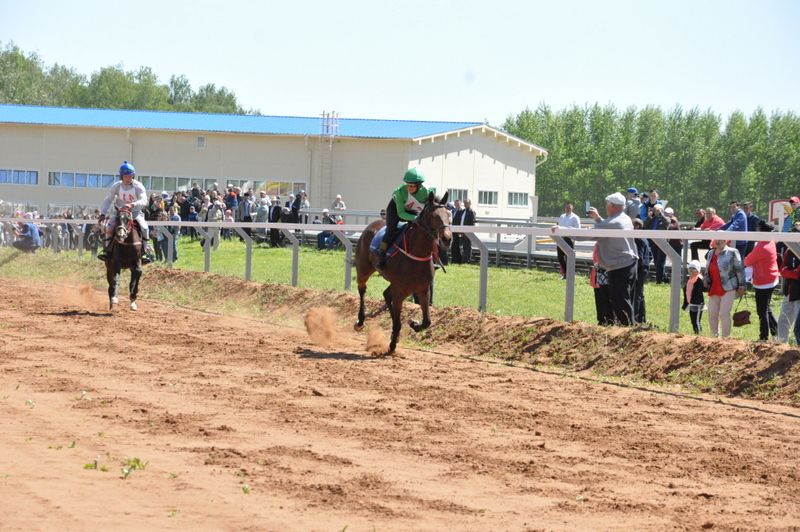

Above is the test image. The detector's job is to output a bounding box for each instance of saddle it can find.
[369,223,409,257]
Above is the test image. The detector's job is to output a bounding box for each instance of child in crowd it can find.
[682,260,705,333]
[222,209,234,240]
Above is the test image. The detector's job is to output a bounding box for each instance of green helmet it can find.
[403,168,425,184]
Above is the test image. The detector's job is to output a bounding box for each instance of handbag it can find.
[732,294,751,327]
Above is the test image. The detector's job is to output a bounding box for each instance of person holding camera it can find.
[704,239,746,338]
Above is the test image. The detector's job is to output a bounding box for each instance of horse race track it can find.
[1,276,799,531]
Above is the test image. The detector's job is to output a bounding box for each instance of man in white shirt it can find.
[555,201,581,279]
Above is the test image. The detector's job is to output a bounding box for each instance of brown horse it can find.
[354,191,452,354]
[104,206,143,311]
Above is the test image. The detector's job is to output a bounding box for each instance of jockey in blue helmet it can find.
[97,161,154,263]
[377,167,429,270]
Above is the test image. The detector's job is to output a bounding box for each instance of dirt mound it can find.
[138,268,800,406]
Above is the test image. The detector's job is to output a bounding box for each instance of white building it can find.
[0,104,547,218]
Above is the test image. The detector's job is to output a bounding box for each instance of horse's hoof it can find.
[130,301,138,311]
[110,296,119,306]
[354,322,364,332]
[410,320,430,332]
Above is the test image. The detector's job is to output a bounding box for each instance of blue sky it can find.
[1,0,798,125]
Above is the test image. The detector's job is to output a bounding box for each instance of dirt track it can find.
[1,277,799,531]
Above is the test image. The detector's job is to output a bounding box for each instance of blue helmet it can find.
[119,161,136,176]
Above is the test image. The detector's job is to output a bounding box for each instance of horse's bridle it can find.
[416,203,451,239]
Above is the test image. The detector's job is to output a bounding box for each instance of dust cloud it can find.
[366,328,389,356]
[304,307,338,347]
[58,283,106,312]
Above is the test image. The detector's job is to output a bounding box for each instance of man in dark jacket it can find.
[452,198,476,264]
[268,196,283,247]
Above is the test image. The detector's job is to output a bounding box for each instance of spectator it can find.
[268,196,283,247]
[589,243,613,326]
[222,184,239,217]
[222,209,234,240]
[200,200,224,248]
[379,208,387,220]
[690,207,725,260]
[452,198,476,264]
[187,206,199,241]
[693,208,706,228]
[624,187,641,220]
[640,189,663,221]
[777,222,800,343]
[554,201,581,279]
[331,194,346,212]
[647,204,670,284]
[704,239,746,338]
[237,192,254,237]
[12,213,40,253]
[743,220,779,341]
[254,197,269,240]
[168,205,181,262]
[316,208,338,250]
[566,192,638,325]
[154,210,169,261]
[682,260,705,334]
[721,201,748,258]
[781,196,800,233]
[742,201,761,257]
[450,200,463,262]
[665,207,682,259]
[632,218,652,324]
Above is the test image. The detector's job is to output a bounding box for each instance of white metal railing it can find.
[3,216,800,333]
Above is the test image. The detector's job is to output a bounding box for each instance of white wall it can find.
[0,123,542,219]
[409,131,537,218]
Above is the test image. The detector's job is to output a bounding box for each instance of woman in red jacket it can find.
[744,220,779,341]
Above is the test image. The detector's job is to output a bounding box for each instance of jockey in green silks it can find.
[378,167,429,270]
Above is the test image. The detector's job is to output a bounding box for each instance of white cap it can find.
[687,260,701,271]
[665,207,674,215]
[322,208,330,214]
[605,192,626,206]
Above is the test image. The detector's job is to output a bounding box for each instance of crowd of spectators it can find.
[555,187,800,343]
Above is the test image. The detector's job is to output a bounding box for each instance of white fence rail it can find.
[4,216,800,333]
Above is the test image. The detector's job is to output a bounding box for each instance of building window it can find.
[448,188,468,202]
[197,136,206,149]
[0,168,38,185]
[478,190,498,206]
[508,192,529,206]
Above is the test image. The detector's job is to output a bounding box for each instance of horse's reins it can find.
[113,209,142,247]
[395,204,450,270]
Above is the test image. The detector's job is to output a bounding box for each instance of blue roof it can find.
[0,104,482,140]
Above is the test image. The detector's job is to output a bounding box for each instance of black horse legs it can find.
[129,266,142,303]
[410,287,431,332]
[355,285,367,330]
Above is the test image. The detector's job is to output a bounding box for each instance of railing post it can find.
[651,238,682,332]
[495,227,502,267]
[552,236,576,322]
[281,229,300,287]
[332,230,353,291]
[466,232,489,312]
[232,227,253,281]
